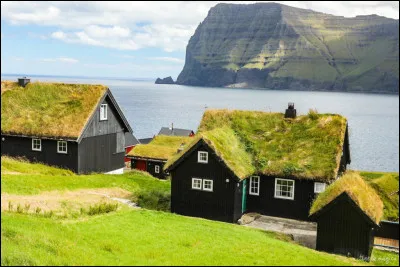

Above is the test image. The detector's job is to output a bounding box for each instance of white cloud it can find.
[2,1,399,52]
[148,57,185,63]
[39,57,79,63]
[12,57,24,61]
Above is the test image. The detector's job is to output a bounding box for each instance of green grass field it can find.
[1,157,398,265]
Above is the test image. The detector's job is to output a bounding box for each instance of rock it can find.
[176,3,399,94]
[155,76,175,84]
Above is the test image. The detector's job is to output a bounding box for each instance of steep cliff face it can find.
[176,3,399,93]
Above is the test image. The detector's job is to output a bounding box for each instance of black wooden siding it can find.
[146,160,166,179]
[246,176,318,221]
[131,158,167,179]
[375,221,399,240]
[338,128,350,175]
[1,135,78,172]
[170,141,242,223]
[77,95,127,174]
[78,133,125,174]
[81,96,126,139]
[315,194,376,260]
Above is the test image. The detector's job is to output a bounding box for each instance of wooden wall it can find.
[78,133,125,174]
[81,96,126,139]
[1,135,78,172]
[246,176,317,221]
[170,141,241,223]
[315,194,376,260]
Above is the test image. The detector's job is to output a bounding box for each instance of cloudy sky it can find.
[1,1,398,79]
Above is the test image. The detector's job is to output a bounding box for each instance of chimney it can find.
[18,77,30,87]
[171,123,174,131]
[284,102,296,118]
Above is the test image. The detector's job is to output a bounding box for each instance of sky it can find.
[1,1,399,79]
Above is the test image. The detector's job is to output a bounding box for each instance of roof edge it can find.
[309,191,379,227]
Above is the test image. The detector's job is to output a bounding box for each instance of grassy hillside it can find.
[1,157,398,265]
[357,171,399,221]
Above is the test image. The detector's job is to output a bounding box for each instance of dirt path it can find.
[1,187,138,213]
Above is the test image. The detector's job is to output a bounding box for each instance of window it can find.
[314,182,326,193]
[155,165,160,174]
[100,104,108,121]
[198,151,208,163]
[32,139,41,151]
[274,178,295,200]
[57,141,68,154]
[249,176,260,195]
[203,179,213,192]
[192,178,202,190]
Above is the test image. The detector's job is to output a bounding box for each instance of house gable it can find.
[170,140,241,222]
[78,89,133,142]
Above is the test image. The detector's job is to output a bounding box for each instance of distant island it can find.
[175,3,399,94]
[155,76,175,84]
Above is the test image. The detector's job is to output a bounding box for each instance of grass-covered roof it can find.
[165,127,256,179]
[1,81,107,139]
[166,109,348,182]
[127,135,191,161]
[310,172,384,224]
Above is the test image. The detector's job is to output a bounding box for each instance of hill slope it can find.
[176,3,399,93]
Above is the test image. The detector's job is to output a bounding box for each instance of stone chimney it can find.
[284,102,296,118]
[18,77,30,87]
[171,122,174,131]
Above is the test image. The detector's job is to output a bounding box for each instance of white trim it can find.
[57,141,68,154]
[32,138,41,151]
[155,165,160,174]
[314,182,326,193]
[249,176,260,196]
[203,179,213,192]
[197,151,208,163]
[100,104,108,121]
[192,178,202,190]
[104,168,124,175]
[274,178,295,200]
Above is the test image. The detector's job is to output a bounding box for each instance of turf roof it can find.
[310,171,384,225]
[165,109,348,182]
[165,127,256,179]
[1,81,107,139]
[127,135,191,161]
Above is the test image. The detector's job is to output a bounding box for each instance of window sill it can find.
[274,196,294,201]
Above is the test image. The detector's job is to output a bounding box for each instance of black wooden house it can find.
[309,173,383,260]
[1,79,137,174]
[165,108,351,223]
[126,135,191,179]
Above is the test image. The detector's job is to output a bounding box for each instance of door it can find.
[135,160,147,171]
[242,179,247,213]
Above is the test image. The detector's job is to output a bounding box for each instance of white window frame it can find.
[274,178,295,200]
[249,176,260,196]
[203,179,213,192]
[32,139,41,151]
[155,165,160,174]
[100,104,108,121]
[192,178,202,190]
[314,182,326,193]
[198,151,208,163]
[57,141,68,154]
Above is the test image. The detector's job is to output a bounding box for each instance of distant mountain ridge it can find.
[176,3,399,93]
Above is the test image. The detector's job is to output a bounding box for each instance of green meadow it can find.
[1,157,398,266]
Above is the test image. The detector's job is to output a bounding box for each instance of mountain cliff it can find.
[176,3,399,93]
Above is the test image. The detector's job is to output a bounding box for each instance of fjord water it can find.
[2,75,399,173]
